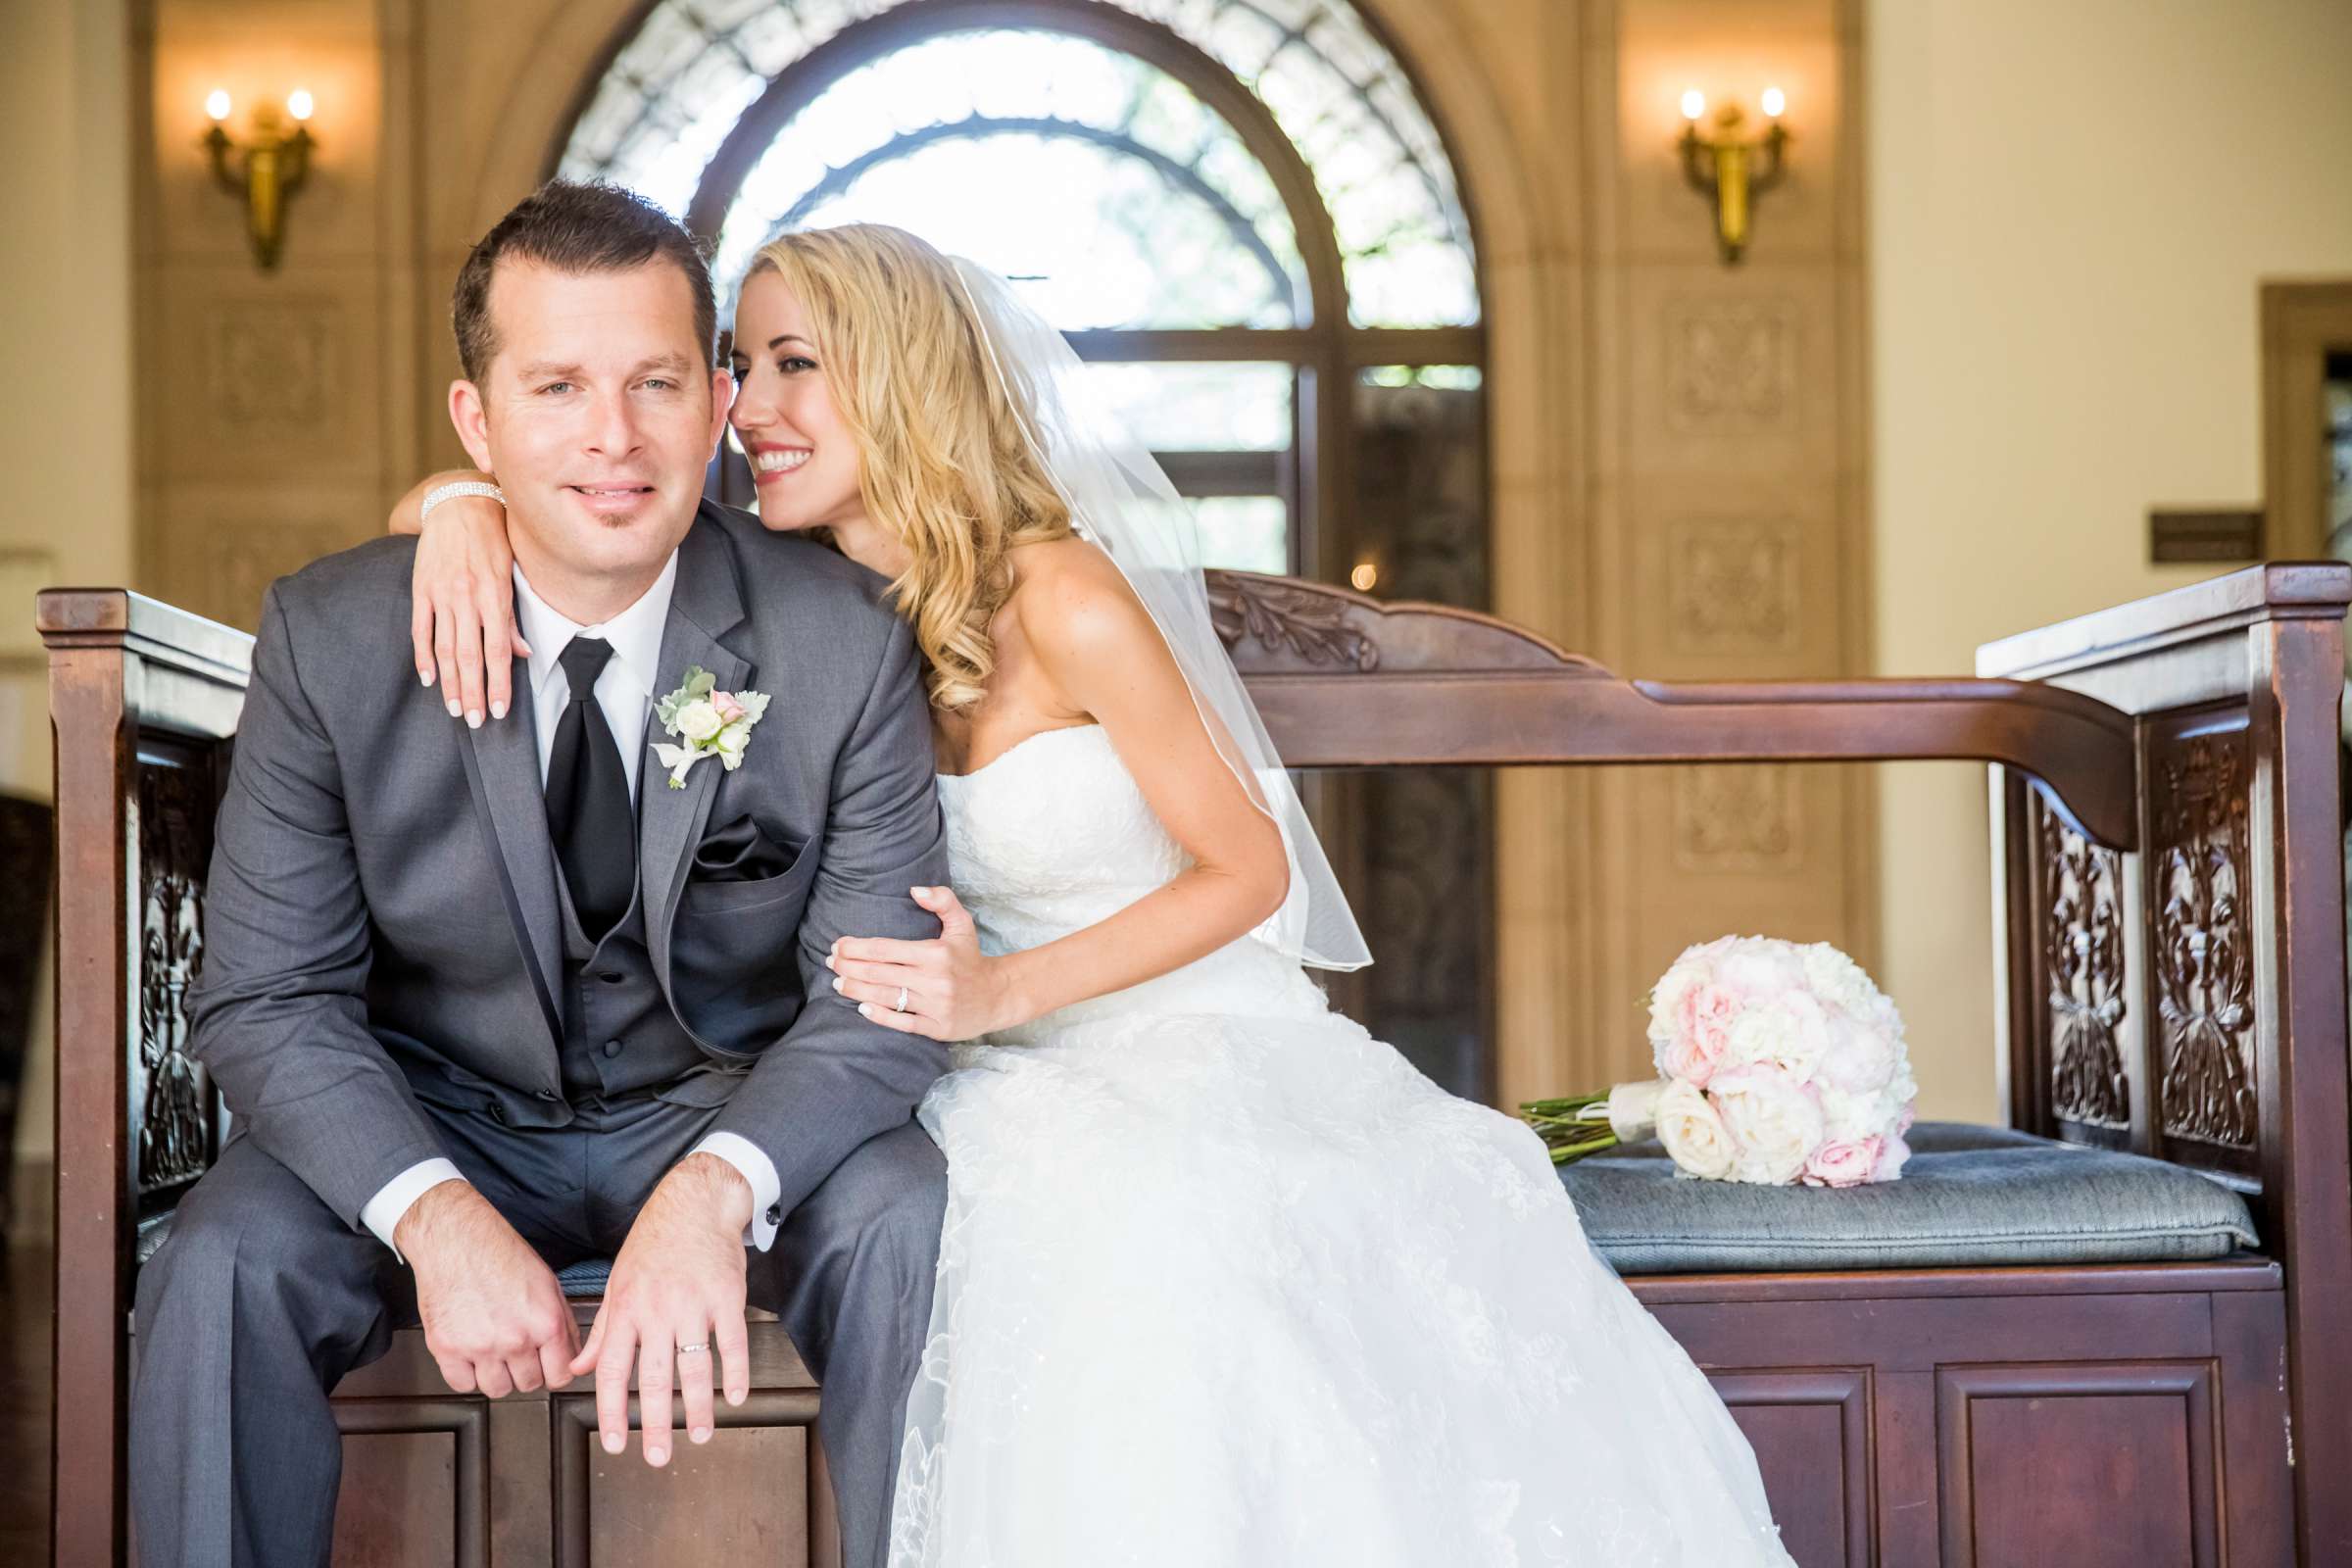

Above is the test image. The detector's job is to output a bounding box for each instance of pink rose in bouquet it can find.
[1802,1136,1883,1189]
[1869,1106,1918,1183]
[1662,983,1740,1085]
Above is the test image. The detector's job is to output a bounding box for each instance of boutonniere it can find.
[651,665,770,790]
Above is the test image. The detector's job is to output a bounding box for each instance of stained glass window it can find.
[709,30,1307,329]
[559,0,1477,327]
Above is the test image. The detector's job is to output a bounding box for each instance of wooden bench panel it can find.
[1708,1369,1873,1568]
[326,1314,838,1568]
[1644,1266,2292,1567]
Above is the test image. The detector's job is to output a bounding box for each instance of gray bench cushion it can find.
[133,1122,2259,1296]
[557,1258,613,1297]
[133,1211,617,1299]
[1559,1120,2259,1273]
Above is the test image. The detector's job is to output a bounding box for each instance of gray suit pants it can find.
[128,1093,945,1568]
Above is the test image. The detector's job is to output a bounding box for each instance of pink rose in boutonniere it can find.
[651,665,769,789]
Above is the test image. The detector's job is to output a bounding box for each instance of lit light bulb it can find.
[1350,562,1379,592]
[205,89,231,122]
[286,88,314,122]
[1680,88,1706,122]
[1761,85,1787,119]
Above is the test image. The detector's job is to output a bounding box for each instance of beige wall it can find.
[2,0,137,1187]
[1869,0,2352,1120]
[1554,0,1879,1100]
[138,0,410,627]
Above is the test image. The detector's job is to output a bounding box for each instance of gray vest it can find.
[551,845,706,1103]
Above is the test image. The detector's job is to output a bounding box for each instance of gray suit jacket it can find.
[187,502,951,1233]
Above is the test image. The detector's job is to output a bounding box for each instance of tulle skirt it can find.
[886,1002,1794,1568]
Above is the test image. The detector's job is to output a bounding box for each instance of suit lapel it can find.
[642,511,755,989]
[461,678,564,1051]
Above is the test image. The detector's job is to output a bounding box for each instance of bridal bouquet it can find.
[1522,937,1918,1187]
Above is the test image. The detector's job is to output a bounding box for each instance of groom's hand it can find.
[400,1181,579,1398]
[572,1152,755,1466]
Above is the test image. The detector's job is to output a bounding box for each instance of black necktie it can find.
[546,637,634,939]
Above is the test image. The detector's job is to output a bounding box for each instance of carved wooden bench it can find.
[44,563,2351,1566]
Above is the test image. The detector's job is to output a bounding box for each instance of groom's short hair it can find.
[452,180,715,383]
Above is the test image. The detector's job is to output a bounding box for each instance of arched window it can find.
[559,0,1494,1097]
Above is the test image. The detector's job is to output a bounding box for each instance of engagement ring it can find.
[894,986,909,1013]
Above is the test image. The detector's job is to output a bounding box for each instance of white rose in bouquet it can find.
[1707,1066,1827,1185]
[1720,991,1833,1082]
[1653,1078,1737,1180]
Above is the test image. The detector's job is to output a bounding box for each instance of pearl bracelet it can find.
[418,479,505,524]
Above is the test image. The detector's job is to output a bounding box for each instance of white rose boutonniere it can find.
[651,665,769,789]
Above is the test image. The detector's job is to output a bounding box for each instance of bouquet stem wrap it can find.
[1520,1081,1666,1166]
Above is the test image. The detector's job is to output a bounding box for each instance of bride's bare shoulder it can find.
[1006,533,1116,586]
[1005,537,1162,669]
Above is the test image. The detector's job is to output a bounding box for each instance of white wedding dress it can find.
[887,724,1793,1567]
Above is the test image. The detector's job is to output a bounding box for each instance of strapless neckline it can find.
[925,707,1325,1042]
[936,722,1104,785]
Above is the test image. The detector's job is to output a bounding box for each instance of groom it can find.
[129,181,950,1567]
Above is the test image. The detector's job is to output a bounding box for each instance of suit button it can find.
[536,1089,559,1101]
[599,971,625,984]
[602,1040,622,1058]
[489,1102,510,1125]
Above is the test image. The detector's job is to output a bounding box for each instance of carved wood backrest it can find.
[39,587,250,1548]
[1974,563,2352,1380]
[1207,571,2141,848]
[1210,564,2350,1263]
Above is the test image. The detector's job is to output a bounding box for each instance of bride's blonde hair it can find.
[743,224,1075,712]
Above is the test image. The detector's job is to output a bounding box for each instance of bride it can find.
[395,222,1792,1566]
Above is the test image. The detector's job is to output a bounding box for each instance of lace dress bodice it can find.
[936,723,1328,1043]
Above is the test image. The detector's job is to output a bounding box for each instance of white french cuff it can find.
[360,1157,468,1264]
[690,1131,783,1252]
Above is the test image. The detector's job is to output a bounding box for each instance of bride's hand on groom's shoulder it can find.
[407,479,527,730]
[401,1181,579,1402]
[826,884,1027,1042]
[570,1152,755,1468]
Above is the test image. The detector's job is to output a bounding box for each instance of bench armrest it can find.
[39,587,252,1555]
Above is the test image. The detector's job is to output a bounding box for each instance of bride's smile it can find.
[727,270,871,540]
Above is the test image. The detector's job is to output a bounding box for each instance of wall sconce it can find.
[203,88,316,270]
[1678,87,1789,265]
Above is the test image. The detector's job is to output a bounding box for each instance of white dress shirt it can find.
[359,552,785,1259]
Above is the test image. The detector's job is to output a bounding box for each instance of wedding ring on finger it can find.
[676,1343,710,1357]
[894,985,910,1014]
